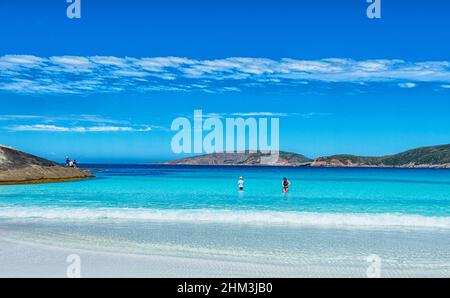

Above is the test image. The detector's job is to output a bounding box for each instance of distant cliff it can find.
[312,144,450,168]
[0,145,93,185]
[163,151,313,166]
[163,144,450,168]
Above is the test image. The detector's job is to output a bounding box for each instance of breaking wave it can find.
[1,207,449,230]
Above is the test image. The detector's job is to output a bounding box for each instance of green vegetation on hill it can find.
[382,144,450,166]
[316,144,450,167]
[278,151,312,164]
[165,145,450,168]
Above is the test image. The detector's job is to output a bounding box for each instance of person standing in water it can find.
[282,177,291,193]
[238,176,244,191]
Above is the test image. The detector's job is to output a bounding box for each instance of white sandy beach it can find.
[1,237,344,278]
[1,219,449,278]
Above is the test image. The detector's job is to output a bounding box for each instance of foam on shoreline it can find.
[1,207,449,229]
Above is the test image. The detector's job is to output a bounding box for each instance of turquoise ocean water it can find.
[1,165,450,229]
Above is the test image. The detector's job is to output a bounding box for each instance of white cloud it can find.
[0,115,41,121]
[49,56,92,67]
[231,112,288,117]
[90,56,128,67]
[202,112,226,118]
[1,55,450,94]
[73,114,129,124]
[135,56,194,72]
[199,111,330,119]
[1,113,157,133]
[220,87,241,92]
[112,69,149,77]
[0,114,132,125]
[9,124,152,133]
[442,84,450,89]
[293,112,332,118]
[0,55,44,69]
[398,82,417,88]
[10,125,76,132]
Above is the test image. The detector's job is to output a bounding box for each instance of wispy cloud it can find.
[199,111,330,118]
[9,124,152,133]
[0,115,42,121]
[231,112,289,117]
[294,112,333,119]
[398,82,417,89]
[1,55,450,95]
[0,114,160,133]
[0,114,128,124]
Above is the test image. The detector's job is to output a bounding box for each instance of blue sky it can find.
[0,0,449,163]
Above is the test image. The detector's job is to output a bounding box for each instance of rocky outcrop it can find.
[0,145,93,185]
[163,151,313,166]
[311,159,450,168]
[163,144,450,168]
[311,144,450,168]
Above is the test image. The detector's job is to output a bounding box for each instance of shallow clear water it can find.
[1,165,450,277]
[0,165,449,229]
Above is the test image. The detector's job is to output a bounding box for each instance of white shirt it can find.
[238,179,244,188]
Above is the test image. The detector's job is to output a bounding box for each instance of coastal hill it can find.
[164,144,450,168]
[312,144,450,168]
[0,145,93,185]
[163,151,313,166]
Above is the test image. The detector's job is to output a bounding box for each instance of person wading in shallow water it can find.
[282,177,291,193]
[238,176,244,191]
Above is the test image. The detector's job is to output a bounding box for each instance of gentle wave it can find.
[0,207,449,229]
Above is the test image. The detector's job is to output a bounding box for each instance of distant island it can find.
[163,144,450,168]
[164,151,312,166]
[0,145,93,185]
